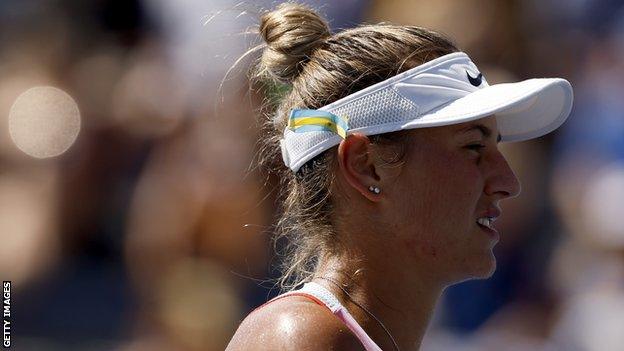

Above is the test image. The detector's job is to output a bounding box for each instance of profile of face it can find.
[368,116,521,286]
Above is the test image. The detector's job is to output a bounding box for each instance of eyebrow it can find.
[460,124,502,143]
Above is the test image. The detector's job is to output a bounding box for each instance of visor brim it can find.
[401,78,573,142]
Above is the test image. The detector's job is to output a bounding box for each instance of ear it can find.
[337,133,381,202]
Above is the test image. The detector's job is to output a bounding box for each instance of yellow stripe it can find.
[289,117,334,128]
[336,126,346,138]
[289,116,347,138]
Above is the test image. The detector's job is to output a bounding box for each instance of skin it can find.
[227,116,520,350]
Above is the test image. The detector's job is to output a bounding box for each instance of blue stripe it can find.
[289,109,349,131]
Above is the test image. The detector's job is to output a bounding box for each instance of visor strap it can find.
[288,109,349,139]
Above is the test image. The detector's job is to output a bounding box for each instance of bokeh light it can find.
[582,162,624,248]
[8,86,80,158]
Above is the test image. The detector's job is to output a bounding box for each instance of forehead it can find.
[411,116,499,140]
[449,116,498,133]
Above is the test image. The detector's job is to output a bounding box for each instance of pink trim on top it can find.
[260,282,383,351]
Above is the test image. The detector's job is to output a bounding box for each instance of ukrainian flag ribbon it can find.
[288,109,349,139]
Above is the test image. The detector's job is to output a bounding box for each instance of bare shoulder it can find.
[226,295,364,351]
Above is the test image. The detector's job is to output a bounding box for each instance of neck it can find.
[314,254,444,351]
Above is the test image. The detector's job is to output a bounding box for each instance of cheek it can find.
[412,154,483,221]
[398,154,484,259]
[403,237,437,257]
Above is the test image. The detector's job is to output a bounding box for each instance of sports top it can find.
[265,282,383,351]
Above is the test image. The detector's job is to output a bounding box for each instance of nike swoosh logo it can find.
[466,71,483,87]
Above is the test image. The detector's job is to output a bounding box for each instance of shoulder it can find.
[226,294,364,351]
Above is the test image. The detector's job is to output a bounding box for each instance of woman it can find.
[227,3,573,350]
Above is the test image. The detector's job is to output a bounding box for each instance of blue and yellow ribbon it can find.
[288,109,349,139]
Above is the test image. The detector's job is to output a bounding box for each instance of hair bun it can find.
[259,3,330,83]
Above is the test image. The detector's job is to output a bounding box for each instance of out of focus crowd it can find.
[0,0,622,350]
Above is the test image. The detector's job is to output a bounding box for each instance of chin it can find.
[455,252,497,283]
[473,251,497,279]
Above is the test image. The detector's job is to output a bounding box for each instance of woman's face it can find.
[380,116,520,285]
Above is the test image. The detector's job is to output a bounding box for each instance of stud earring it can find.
[368,185,381,194]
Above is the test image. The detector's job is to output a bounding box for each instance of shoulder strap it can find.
[255,282,383,351]
[298,282,383,351]
[297,282,344,312]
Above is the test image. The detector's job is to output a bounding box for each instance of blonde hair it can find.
[254,2,458,290]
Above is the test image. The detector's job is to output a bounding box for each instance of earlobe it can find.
[337,134,382,202]
[368,185,381,194]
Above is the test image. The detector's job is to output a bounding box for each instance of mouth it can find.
[476,217,495,230]
[476,213,500,240]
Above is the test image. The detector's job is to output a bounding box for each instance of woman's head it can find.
[256,3,466,289]
[255,2,557,289]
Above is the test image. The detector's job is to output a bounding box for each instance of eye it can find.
[465,143,485,152]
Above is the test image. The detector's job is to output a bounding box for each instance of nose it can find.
[484,150,521,199]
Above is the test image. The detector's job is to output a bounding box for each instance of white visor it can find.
[280,52,573,172]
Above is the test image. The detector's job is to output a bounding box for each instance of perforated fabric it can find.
[298,282,343,312]
[279,52,573,172]
[331,88,419,129]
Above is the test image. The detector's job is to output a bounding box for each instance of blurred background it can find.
[0,0,623,350]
